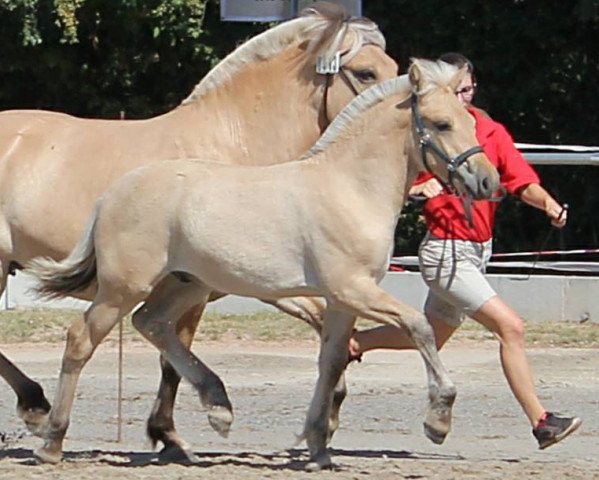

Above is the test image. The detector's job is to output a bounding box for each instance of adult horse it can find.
[0,2,397,453]
[29,58,500,468]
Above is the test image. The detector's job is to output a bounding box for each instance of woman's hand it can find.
[409,177,444,198]
[546,202,568,228]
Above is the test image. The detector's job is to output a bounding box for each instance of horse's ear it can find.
[408,60,422,91]
[448,64,468,92]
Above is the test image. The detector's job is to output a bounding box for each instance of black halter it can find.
[411,94,504,226]
[411,94,484,192]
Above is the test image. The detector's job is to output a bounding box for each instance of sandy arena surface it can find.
[0,340,597,479]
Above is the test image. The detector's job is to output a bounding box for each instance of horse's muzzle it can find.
[457,154,501,200]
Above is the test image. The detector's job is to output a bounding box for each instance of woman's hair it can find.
[438,52,476,84]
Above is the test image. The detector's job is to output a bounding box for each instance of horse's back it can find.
[0,109,171,262]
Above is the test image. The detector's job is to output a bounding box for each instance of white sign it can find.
[298,0,361,17]
[221,0,293,21]
[221,0,362,22]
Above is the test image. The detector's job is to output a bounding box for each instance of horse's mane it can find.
[301,59,459,159]
[181,3,386,104]
[413,58,464,96]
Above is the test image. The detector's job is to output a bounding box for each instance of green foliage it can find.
[0,0,264,117]
[0,0,597,252]
[54,0,85,44]
[0,0,43,45]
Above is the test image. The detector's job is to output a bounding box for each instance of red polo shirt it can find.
[415,108,540,242]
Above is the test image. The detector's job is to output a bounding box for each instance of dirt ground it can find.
[1,339,598,479]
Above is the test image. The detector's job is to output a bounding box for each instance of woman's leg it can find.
[472,295,581,448]
[470,295,544,426]
[351,313,456,354]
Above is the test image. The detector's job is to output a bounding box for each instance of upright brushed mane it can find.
[181,3,386,104]
[411,58,462,96]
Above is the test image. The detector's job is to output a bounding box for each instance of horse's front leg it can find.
[146,289,232,463]
[336,279,457,445]
[301,308,356,471]
[265,296,348,443]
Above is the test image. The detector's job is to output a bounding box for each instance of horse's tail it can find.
[27,202,100,299]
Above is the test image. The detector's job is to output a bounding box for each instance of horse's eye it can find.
[353,69,377,83]
[434,121,451,132]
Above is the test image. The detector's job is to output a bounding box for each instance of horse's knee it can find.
[401,313,436,344]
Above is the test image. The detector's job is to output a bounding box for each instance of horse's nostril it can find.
[481,177,490,192]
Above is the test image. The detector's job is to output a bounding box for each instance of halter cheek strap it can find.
[319,50,363,124]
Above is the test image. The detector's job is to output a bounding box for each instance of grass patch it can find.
[0,308,598,348]
[0,309,317,345]
[440,318,599,348]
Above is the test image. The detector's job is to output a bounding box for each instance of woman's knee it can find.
[499,316,526,344]
[474,296,526,344]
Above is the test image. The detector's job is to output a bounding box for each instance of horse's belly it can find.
[190,259,317,299]
[172,235,318,299]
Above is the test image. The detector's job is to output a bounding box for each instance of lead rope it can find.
[459,185,506,228]
[524,203,569,280]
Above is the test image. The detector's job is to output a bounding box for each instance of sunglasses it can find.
[455,84,477,96]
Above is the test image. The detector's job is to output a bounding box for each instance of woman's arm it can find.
[518,183,567,227]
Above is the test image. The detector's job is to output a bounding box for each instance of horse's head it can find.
[300,3,398,125]
[406,59,500,200]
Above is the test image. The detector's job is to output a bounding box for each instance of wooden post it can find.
[116,109,125,443]
[117,318,123,443]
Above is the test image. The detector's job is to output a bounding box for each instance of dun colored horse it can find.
[0,2,398,454]
[29,58,500,469]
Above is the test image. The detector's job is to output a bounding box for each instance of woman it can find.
[350,52,581,449]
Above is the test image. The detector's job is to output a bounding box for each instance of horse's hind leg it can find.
[133,277,233,460]
[35,286,140,463]
[266,296,347,443]
[0,261,51,433]
[0,352,51,434]
[147,298,230,463]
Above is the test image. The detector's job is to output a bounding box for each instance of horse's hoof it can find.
[305,453,333,472]
[207,405,233,438]
[34,445,62,464]
[158,445,201,465]
[18,407,50,438]
[423,422,447,445]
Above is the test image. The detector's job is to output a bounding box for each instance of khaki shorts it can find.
[418,232,496,327]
